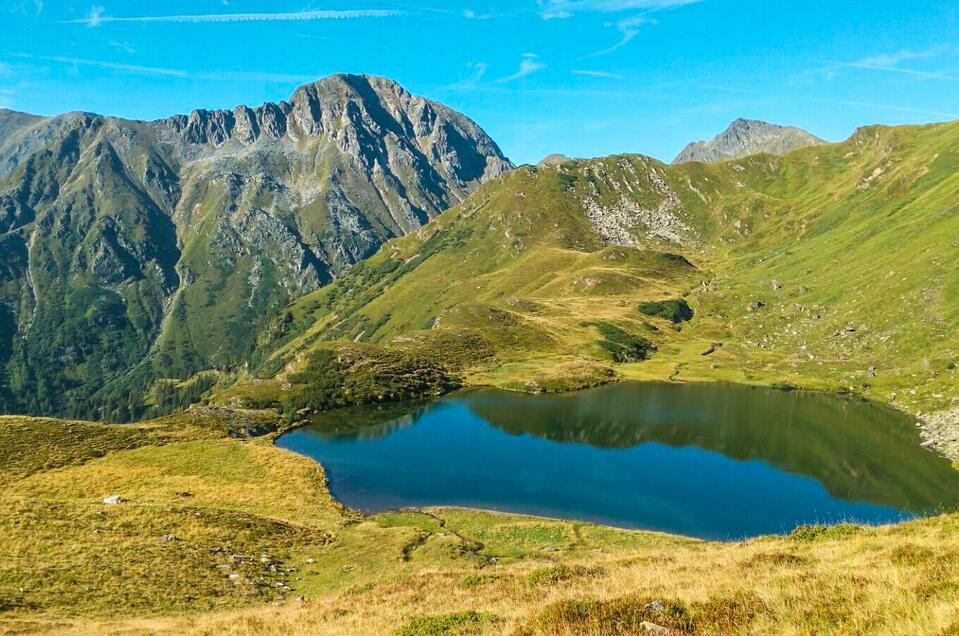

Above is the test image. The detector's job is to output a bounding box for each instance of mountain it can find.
[0,74,512,420]
[240,120,959,457]
[673,118,825,164]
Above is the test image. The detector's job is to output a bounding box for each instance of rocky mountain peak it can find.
[673,119,825,164]
[0,74,513,419]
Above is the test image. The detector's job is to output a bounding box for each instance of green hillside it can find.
[239,121,959,455]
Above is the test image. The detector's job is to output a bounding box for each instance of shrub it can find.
[790,524,863,542]
[582,322,655,363]
[638,299,694,324]
[395,611,500,636]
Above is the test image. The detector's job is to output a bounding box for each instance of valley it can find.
[1,74,959,635]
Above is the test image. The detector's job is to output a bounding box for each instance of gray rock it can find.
[673,118,825,164]
[102,495,123,505]
[640,621,669,635]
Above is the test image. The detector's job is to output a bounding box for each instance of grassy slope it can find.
[5,121,959,633]
[237,122,959,443]
[3,414,959,635]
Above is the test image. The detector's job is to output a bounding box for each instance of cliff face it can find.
[0,75,512,419]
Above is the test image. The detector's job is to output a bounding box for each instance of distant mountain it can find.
[672,118,825,164]
[0,74,512,419]
[537,154,571,167]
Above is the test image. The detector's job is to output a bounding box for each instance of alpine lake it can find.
[277,382,959,540]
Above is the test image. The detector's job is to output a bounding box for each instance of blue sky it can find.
[2,1,959,164]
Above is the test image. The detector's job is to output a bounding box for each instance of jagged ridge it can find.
[0,74,512,419]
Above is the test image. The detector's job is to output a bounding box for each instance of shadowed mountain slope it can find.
[0,74,512,419]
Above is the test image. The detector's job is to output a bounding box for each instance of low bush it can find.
[638,299,694,324]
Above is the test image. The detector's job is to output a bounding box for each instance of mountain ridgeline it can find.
[673,118,825,164]
[0,74,512,420]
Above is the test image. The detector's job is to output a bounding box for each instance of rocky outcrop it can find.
[917,409,959,460]
[0,75,512,420]
[673,119,825,164]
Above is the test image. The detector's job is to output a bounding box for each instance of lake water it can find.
[276,382,959,540]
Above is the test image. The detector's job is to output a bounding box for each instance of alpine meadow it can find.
[2,2,959,635]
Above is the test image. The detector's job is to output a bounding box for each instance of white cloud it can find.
[84,5,104,27]
[572,69,624,79]
[539,0,703,19]
[452,62,489,89]
[857,45,954,68]
[13,53,321,84]
[26,54,188,77]
[587,14,655,56]
[823,45,959,82]
[818,98,957,120]
[67,8,405,26]
[497,54,547,83]
[108,40,135,54]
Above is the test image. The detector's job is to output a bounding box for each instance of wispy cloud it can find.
[8,0,44,16]
[108,40,135,54]
[857,45,955,67]
[67,8,405,26]
[824,45,959,82]
[17,54,188,77]
[539,0,699,57]
[497,53,547,83]
[451,62,489,89]
[587,14,655,57]
[818,98,957,120]
[829,60,957,81]
[539,0,703,19]
[10,53,320,83]
[83,5,105,27]
[572,69,624,79]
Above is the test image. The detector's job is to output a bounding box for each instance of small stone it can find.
[867,366,877,378]
[232,554,248,564]
[641,621,669,635]
[747,301,765,312]
[159,534,177,542]
[305,558,316,564]
[644,601,665,613]
[772,280,783,290]
[102,495,123,505]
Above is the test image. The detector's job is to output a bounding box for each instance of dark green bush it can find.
[638,299,694,323]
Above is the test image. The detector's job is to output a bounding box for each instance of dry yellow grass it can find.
[37,514,959,635]
[3,413,959,635]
